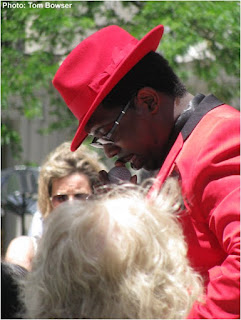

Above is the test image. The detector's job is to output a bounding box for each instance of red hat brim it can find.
[71,25,164,151]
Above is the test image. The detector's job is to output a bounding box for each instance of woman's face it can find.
[50,172,92,209]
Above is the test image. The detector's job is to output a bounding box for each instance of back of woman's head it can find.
[38,141,105,218]
[22,179,203,319]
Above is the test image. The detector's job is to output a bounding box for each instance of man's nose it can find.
[103,144,121,158]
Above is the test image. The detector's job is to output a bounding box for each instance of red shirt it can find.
[150,100,240,319]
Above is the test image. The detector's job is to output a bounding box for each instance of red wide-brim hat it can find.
[53,25,164,151]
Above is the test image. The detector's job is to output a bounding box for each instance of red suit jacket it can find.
[150,95,240,319]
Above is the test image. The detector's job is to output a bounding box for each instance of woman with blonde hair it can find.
[5,141,106,271]
[20,179,203,319]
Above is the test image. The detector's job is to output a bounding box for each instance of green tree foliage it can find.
[128,1,240,103]
[1,1,239,156]
[1,123,22,159]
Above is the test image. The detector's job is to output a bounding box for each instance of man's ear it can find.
[136,87,160,114]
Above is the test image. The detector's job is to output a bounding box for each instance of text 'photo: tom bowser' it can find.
[2,2,73,9]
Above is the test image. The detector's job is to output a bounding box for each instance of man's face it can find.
[85,94,174,171]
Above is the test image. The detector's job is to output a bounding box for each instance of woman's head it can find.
[23,179,203,319]
[38,141,105,218]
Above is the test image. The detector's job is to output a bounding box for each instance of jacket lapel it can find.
[149,94,223,194]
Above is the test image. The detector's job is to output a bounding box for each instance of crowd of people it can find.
[2,23,240,319]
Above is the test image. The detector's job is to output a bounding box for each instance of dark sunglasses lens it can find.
[74,193,89,200]
[90,137,103,149]
[53,194,68,204]
[90,137,114,148]
[90,142,104,149]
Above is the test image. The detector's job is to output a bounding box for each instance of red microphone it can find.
[108,166,131,184]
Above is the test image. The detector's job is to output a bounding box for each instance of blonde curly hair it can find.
[21,179,203,319]
[38,141,105,218]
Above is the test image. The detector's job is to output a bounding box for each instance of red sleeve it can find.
[187,110,240,319]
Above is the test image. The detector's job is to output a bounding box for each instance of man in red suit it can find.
[53,25,240,319]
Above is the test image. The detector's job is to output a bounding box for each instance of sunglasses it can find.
[90,99,132,149]
[50,193,90,207]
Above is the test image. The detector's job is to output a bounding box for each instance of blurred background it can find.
[1,1,240,254]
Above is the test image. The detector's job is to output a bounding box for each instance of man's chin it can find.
[121,154,161,171]
[129,158,158,171]
[129,155,145,170]
[143,159,162,171]
[130,163,159,171]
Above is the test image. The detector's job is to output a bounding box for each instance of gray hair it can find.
[22,178,203,319]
